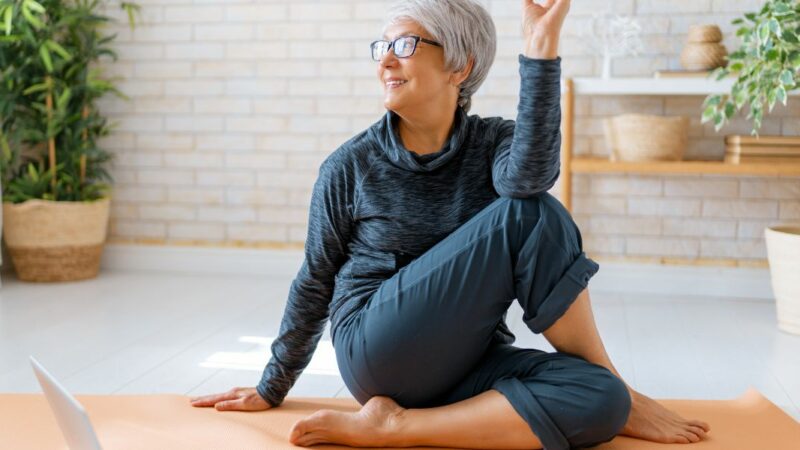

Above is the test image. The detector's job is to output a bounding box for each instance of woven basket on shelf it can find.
[604,114,690,162]
[2,197,110,282]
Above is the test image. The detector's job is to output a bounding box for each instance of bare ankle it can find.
[384,407,412,447]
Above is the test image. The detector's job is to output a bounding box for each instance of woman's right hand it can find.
[190,387,272,412]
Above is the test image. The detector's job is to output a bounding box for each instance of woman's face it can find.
[377,20,454,114]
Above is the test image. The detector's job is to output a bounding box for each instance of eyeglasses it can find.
[370,35,443,62]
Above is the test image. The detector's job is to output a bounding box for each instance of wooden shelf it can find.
[564,77,734,95]
[571,157,800,176]
[563,76,800,96]
[558,77,800,211]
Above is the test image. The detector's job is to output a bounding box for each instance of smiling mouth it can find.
[386,80,408,89]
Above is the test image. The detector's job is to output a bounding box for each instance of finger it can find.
[215,398,244,411]
[522,0,545,11]
[191,392,236,407]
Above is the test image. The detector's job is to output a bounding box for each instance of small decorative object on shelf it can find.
[724,135,800,163]
[583,12,643,79]
[680,24,728,71]
[765,224,800,336]
[603,114,690,162]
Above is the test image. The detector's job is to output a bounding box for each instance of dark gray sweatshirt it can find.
[257,54,562,407]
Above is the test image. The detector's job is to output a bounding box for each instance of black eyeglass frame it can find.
[370,35,443,61]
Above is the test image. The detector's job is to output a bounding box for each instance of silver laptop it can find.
[30,356,103,450]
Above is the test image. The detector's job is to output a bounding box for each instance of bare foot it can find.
[289,396,405,447]
[621,390,711,444]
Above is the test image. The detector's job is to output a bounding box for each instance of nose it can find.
[379,45,399,65]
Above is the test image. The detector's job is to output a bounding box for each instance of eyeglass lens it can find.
[372,37,416,61]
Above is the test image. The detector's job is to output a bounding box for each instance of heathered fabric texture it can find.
[257,54,562,407]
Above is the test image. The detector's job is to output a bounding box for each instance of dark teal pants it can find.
[333,193,631,450]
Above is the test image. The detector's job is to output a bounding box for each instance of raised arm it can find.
[491,55,562,198]
[256,156,355,407]
[491,0,570,198]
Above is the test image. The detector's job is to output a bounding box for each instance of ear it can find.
[451,55,475,87]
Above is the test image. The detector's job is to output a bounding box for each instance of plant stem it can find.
[81,105,89,185]
[45,76,56,196]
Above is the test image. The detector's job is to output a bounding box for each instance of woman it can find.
[191,1,711,448]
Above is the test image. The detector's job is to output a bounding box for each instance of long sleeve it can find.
[256,155,354,407]
[491,54,562,198]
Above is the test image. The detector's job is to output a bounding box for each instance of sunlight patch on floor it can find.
[199,336,340,376]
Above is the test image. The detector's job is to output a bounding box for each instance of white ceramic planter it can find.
[764,225,800,335]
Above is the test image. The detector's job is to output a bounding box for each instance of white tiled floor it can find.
[1,269,799,421]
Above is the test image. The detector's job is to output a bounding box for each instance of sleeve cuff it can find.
[519,54,561,63]
[523,252,599,334]
[256,380,282,408]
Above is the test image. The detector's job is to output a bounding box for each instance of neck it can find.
[394,103,458,156]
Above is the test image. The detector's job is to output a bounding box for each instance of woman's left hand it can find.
[620,389,712,444]
[521,0,571,59]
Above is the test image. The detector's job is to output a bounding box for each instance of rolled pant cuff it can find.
[492,377,569,450]
[524,252,599,334]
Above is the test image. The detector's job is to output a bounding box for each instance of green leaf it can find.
[56,87,72,110]
[774,2,791,15]
[38,45,53,72]
[724,101,736,119]
[3,5,12,36]
[766,48,780,61]
[758,22,770,42]
[20,3,43,29]
[780,68,795,85]
[777,84,787,105]
[22,82,49,95]
[768,18,781,37]
[24,0,45,14]
[767,87,778,111]
[45,40,73,61]
[27,163,38,182]
[702,105,716,122]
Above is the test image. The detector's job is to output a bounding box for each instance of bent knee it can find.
[571,369,631,447]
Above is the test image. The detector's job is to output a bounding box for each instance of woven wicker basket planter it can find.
[2,197,110,282]
[765,225,800,335]
[604,114,690,162]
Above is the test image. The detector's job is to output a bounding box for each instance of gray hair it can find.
[382,0,496,113]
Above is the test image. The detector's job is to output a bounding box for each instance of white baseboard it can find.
[101,243,305,279]
[101,244,774,300]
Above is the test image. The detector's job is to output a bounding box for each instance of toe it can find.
[689,419,711,432]
[687,424,707,440]
[681,430,701,443]
[672,433,691,444]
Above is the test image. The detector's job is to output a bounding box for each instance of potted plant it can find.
[0,0,139,282]
[701,0,800,336]
[701,0,798,134]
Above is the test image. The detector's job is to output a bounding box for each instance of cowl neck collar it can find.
[371,107,469,172]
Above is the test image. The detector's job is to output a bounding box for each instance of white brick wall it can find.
[98,0,799,265]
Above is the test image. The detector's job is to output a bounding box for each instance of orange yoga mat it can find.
[1,388,798,449]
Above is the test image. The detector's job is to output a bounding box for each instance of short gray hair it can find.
[382,0,496,113]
